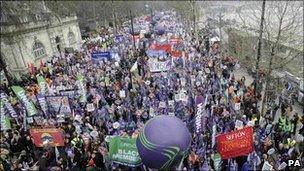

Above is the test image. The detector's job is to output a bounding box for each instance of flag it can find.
[0,114,11,131]
[76,74,87,103]
[11,86,37,117]
[0,92,18,118]
[55,146,60,162]
[36,75,48,95]
[40,59,44,69]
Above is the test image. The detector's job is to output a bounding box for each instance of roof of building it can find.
[0,1,74,26]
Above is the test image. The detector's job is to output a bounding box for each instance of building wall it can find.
[0,16,82,79]
[227,28,303,77]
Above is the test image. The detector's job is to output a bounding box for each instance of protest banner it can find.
[0,92,18,118]
[11,86,37,117]
[36,75,48,95]
[149,43,171,53]
[169,38,182,45]
[46,96,71,116]
[59,89,76,98]
[119,90,126,98]
[195,102,204,134]
[91,51,111,61]
[0,114,11,131]
[30,128,65,147]
[146,49,167,58]
[76,74,87,103]
[216,126,254,159]
[36,93,48,114]
[109,136,142,167]
[148,59,171,73]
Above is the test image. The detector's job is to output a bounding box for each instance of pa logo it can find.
[288,159,302,167]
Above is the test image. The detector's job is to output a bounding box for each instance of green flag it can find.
[213,153,222,171]
[11,86,37,117]
[76,74,87,103]
[109,136,142,167]
[36,75,48,95]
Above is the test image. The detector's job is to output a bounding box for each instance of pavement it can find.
[232,67,303,121]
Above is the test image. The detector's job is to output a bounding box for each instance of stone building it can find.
[0,1,82,79]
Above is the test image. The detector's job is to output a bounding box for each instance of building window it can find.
[32,41,46,59]
[68,31,76,46]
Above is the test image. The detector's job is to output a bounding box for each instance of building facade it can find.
[0,2,82,79]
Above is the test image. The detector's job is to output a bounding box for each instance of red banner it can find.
[150,43,171,53]
[216,127,254,159]
[170,50,182,58]
[30,128,65,147]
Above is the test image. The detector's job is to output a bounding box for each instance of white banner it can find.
[148,59,171,73]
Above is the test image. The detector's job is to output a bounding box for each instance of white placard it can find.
[235,120,244,129]
[234,103,241,110]
[159,101,166,108]
[262,161,273,171]
[119,90,126,98]
[27,117,34,124]
[86,103,95,112]
[168,100,174,106]
[149,107,155,118]
[168,112,175,116]
[180,92,188,102]
[175,94,181,101]
[180,78,186,87]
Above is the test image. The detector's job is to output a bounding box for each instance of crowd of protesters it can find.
[0,10,303,171]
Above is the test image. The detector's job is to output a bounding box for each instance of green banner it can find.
[0,102,11,131]
[11,86,37,117]
[109,136,142,167]
[76,74,87,103]
[36,75,48,95]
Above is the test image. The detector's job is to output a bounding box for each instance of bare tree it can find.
[236,1,303,115]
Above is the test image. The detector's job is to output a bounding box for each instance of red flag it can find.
[216,127,254,159]
[30,128,65,147]
[40,59,44,68]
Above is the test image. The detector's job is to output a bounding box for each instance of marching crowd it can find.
[0,10,303,171]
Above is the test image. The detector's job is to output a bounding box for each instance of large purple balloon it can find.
[136,115,191,170]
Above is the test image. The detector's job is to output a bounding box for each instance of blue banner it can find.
[146,49,167,58]
[91,51,111,60]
